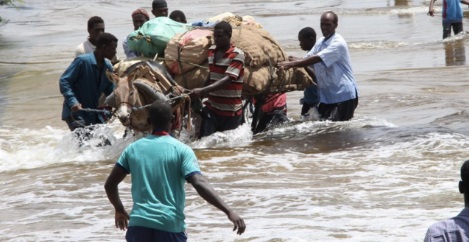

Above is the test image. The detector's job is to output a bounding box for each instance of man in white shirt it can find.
[76,16,118,63]
[424,160,469,242]
[277,11,358,122]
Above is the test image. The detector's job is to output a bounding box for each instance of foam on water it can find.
[0,122,134,172]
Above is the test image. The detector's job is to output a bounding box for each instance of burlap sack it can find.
[164,29,213,75]
[242,66,314,96]
[173,64,209,90]
[231,25,286,67]
[242,66,275,95]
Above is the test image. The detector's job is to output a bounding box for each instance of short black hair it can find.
[298,27,316,40]
[149,100,172,129]
[87,16,104,30]
[214,21,232,38]
[169,10,186,23]
[96,33,118,48]
[461,160,469,182]
[152,0,168,9]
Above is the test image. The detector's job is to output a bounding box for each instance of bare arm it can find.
[428,0,437,16]
[277,54,323,70]
[104,165,130,231]
[187,173,246,235]
[190,75,234,98]
[461,0,469,6]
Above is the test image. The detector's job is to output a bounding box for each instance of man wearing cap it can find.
[152,0,169,18]
[424,160,469,241]
[123,8,150,59]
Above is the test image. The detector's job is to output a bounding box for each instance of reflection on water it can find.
[444,39,466,66]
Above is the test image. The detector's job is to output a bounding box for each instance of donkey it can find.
[105,60,192,135]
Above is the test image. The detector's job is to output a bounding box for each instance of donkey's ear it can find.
[106,70,119,84]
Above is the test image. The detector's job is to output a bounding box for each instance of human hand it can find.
[114,210,130,231]
[189,88,204,98]
[227,210,246,235]
[428,9,434,17]
[277,61,293,70]
[71,103,82,112]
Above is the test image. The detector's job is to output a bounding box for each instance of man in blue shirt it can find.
[428,0,469,39]
[105,100,246,242]
[424,160,469,241]
[278,11,358,121]
[59,33,117,131]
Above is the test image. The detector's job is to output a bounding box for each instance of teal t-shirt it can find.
[117,134,200,232]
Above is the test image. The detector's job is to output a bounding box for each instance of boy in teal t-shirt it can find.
[105,100,246,242]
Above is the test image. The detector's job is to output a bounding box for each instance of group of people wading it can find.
[59,0,358,240]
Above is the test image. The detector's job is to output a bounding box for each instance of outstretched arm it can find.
[187,173,246,235]
[104,165,130,231]
[189,75,233,98]
[428,0,437,16]
[277,54,323,70]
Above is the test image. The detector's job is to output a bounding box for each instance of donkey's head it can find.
[107,72,140,127]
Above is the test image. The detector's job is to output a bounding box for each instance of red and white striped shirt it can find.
[204,44,245,116]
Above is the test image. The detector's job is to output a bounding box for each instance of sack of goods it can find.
[127,17,192,59]
[165,13,315,96]
[165,29,213,75]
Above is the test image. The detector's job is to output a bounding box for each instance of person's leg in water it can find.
[453,22,463,36]
[198,107,219,139]
[300,85,318,118]
[443,23,452,39]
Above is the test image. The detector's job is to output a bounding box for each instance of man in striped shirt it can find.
[424,160,469,241]
[190,21,245,139]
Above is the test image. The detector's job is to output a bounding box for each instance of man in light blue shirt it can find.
[424,160,469,242]
[105,100,246,242]
[278,11,358,121]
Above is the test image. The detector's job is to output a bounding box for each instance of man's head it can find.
[459,160,469,194]
[149,100,172,131]
[320,11,338,39]
[298,27,316,51]
[213,21,232,49]
[152,0,168,17]
[96,33,118,60]
[87,16,105,45]
[169,10,187,23]
[132,8,150,30]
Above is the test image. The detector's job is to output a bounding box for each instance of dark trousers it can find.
[198,107,242,139]
[317,96,358,121]
[252,108,288,134]
[126,226,187,242]
[443,22,463,39]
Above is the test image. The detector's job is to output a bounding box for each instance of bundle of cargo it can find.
[127,17,192,58]
[164,28,213,75]
[164,14,314,96]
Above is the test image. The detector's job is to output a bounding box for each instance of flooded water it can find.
[1,0,469,241]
